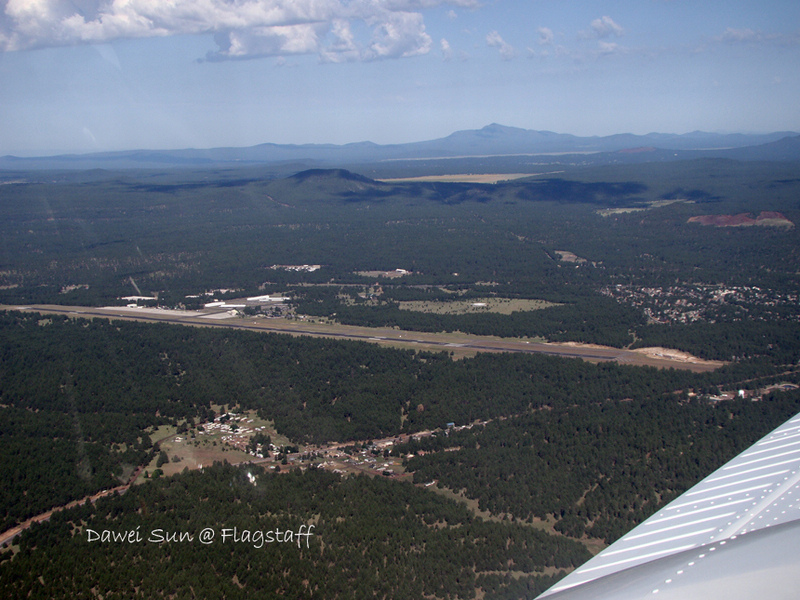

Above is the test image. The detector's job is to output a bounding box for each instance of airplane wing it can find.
[536,411,800,600]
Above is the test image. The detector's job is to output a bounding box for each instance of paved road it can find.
[3,304,720,371]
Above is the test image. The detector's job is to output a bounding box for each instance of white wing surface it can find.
[537,411,800,599]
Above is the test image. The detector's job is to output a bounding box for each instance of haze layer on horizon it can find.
[1,0,798,156]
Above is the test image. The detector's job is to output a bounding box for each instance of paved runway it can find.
[3,304,721,371]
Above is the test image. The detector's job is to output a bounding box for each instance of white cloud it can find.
[537,26,553,46]
[718,27,760,43]
[363,11,432,60]
[440,37,452,60]
[486,29,514,59]
[597,41,619,55]
[319,18,359,62]
[712,27,800,47]
[0,0,468,61]
[587,16,624,39]
[212,23,323,60]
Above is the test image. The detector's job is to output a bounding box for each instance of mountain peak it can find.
[479,123,527,135]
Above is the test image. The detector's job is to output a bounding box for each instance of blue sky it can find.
[1,0,798,155]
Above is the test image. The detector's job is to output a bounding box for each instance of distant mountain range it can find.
[2,124,799,170]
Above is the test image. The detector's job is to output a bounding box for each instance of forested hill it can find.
[273,168,653,206]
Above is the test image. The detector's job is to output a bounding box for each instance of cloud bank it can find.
[0,0,476,61]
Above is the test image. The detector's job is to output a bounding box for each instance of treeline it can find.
[400,390,800,543]
[0,463,589,600]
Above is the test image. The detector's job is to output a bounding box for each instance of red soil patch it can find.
[688,211,793,227]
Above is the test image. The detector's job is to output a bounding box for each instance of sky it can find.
[0,0,799,155]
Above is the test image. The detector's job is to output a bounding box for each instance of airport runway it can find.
[3,304,721,371]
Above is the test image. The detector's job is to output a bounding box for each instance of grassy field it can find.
[377,173,536,184]
[398,297,558,315]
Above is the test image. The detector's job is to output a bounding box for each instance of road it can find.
[2,304,722,371]
[0,466,143,548]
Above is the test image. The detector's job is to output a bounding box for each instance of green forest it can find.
[398,391,800,542]
[0,464,588,600]
[1,157,799,597]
